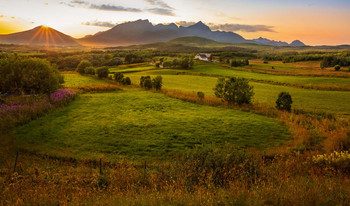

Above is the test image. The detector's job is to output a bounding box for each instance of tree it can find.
[76,60,92,74]
[197,91,205,99]
[114,72,124,83]
[152,76,162,90]
[140,76,152,89]
[213,77,254,105]
[276,92,293,112]
[96,67,109,78]
[334,65,341,71]
[122,77,131,85]
[84,66,95,75]
[0,56,62,94]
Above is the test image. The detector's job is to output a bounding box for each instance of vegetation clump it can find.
[334,65,341,71]
[140,76,153,89]
[84,66,95,75]
[214,77,254,105]
[276,92,293,111]
[76,60,92,74]
[197,91,205,99]
[152,76,163,90]
[96,67,109,78]
[0,55,63,94]
[231,59,249,67]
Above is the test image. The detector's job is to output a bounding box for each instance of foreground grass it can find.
[14,89,290,160]
[126,73,350,115]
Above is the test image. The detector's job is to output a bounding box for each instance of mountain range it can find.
[0,19,306,47]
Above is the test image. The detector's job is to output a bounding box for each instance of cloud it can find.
[175,21,196,27]
[90,4,142,12]
[209,23,275,33]
[81,20,116,28]
[145,0,173,9]
[176,21,275,32]
[147,8,175,16]
[60,1,141,12]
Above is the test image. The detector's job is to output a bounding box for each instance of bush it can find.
[276,92,293,112]
[152,76,162,90]
[84,66,95,75]
[214,77,254,105]
[197,92,205,99]
[0,56,62,94]
[96,67,109,78]
[263,60,268,64]
[122,77,131,85]
[76,60,92,74]
[140,76,152,89]
[334,65,341,71]
[114,72,124,83]
[156,63,160,68]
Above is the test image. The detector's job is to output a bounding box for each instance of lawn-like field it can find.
[63,73,112,87]
[187,64,350,86]
[109,65,155,73]
[14,89,290,160]
[125,73,350,115]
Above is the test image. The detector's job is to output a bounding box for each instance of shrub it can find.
[334,65,341,71]
[114,72,124,83]
[140,76,152,89]
[96,67,109,79]
[156,63,160,68]
[152,76,162,90]
[263,60,268,64]
[76,60,92,74]
[213,77,254,105]
[197,92,205,99]
[122,77,131,85]
[84,66,95,75]
[0,56,62,94]
[276,92,293,112]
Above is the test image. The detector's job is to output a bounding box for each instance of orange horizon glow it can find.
[0,0,349,46]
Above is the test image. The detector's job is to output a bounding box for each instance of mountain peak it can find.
[188,21,211,31]
[290,40,306,47]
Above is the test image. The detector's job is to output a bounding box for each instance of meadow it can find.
[2,47,350,205]
[125,72,350,115]
[14,89,290,160]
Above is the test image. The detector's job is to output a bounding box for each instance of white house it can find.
[194,53,212,61]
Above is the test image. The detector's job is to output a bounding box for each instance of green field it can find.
[139,63,350,87]
[125,72,350,115]
[63,73,112,87]
[109,65,155,73]
[187,64,350,86]
[14,89,290,160]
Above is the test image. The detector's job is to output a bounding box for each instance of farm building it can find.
[194,53,212,61]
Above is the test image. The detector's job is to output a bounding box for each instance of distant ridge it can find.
[78,19,248,46]
[252,37,306,47]
[0,26,81,47]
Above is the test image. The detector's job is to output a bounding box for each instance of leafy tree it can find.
[122,77,131,85]
[334,65,341,71]
[140,76,152,89]
[152,76,163,90]
[0,56,62,94]
[96,67,109,78]
[84,66,95,75]
[214,77,254,105]
[114,72,124,83]
[76,60,92,74]
[197,91,205,99]
[276,92,293,112]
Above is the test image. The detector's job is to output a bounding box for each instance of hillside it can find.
[0,26,81,47]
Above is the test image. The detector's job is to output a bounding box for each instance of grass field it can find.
[109,65,155,73]
[186,64,350,86]
[63,73,112,87]
[14,89,290,160]
[125,72,350,115]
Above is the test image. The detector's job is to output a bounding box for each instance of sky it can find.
[0,0,349,45]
